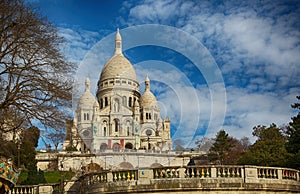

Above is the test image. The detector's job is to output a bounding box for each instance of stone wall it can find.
[36,150,188,171]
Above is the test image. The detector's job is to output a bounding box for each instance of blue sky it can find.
[27,0,300,148]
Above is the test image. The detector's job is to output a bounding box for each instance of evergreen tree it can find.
[238,124,288,167]
[285,96,300,170]
[208,130,234,164]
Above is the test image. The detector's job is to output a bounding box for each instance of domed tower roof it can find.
[100,55,137,82]
[99,29,137,83]
[140,75,158,108]
[78,77,97,108]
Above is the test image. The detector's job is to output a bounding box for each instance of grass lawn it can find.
[19,171,74,184]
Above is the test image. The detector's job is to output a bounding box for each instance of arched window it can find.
[146,113,149,120]
[114,119,119,132]
[129,97,132,107]
[116,42,121,48]
[100,99,103,109]
[126,120,131,136]
[104,97,108,106]
[84,113,89,120]
[103,121,107,136]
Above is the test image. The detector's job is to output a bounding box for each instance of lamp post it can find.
[146,130,152,150]
[17,142,21,168]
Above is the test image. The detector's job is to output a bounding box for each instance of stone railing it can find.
[9,165,300,194]
[9,184,60,194]
[153,166,180,178]
[76,165,300,193]
[112,169,136,181]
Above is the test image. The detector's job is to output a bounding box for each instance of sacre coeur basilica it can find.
[62,29,172,153]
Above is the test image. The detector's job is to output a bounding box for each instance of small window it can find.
[105,97,108,106]
[84,113,89,121]
[128,81,132,85]
[129,97,132,107]
[114,119,119,132]
[100,99,103,109]
[116,42,121,48]
[122,80,126,84]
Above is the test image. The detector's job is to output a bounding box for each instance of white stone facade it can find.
[63,29,172,153]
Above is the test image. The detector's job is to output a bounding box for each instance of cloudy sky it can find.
[27,0,300,148]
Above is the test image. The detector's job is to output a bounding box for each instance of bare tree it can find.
[46,128,65,151]
[0,0,75,133]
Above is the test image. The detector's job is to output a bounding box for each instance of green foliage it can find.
[44,171,74,183]
[23,126,40,148]
[65,145,78,152]
[285,96,300,169]
[208,130,235,164]
[19,170,74,184]
[21,165,46,185]
[238,124,289,167]
[0,139,18,165]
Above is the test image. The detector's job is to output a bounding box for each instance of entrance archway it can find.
[112,143,121,150]
[100,143,108,150]
[125,142,133,149]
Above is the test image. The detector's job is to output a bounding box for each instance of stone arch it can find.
[100,143,108,150]
[113,98,120,112]
[112,143,120,150]
[125,120,132,136]
[150,163,163,168]
[125,142,133,149]
[142,128,154,136]
[85,162,102,173]
[118,162,134,169]
[114,118,120,132]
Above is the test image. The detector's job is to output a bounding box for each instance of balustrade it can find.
[282,169,299,181]
[216,166,242,178]
[184,166,211,178]
[10,186,35,194]
[112,170,136,181]
[153,166,180,178]
[257,167,278,179]
[9,165,300,194]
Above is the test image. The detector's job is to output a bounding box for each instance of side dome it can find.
[140,90,158,108]
[140,75,158,108]
[78,78,97,108]
[99,54,137,82]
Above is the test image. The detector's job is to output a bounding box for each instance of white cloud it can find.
[57,0,300,148]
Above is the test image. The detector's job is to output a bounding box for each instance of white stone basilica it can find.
[63,29,172,152]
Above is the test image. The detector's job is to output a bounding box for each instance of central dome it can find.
[99,29,137,83]
[100,54,137,82]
